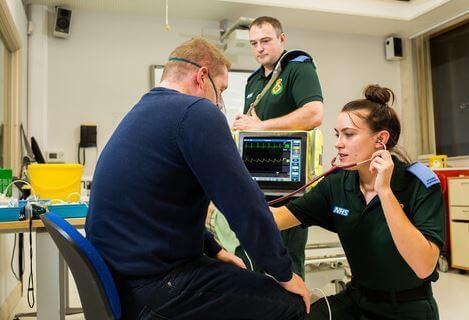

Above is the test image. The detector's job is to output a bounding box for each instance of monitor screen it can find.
[242,137,302,182]
[238,132,308,194]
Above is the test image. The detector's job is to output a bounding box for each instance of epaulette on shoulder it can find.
[290,55,310,63]
[282,50,316,69]
[290,55,316,69]
[406,162,440,188]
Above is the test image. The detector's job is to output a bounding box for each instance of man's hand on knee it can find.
[279,273,311,314]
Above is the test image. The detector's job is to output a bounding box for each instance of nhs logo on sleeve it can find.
[332,206,350,217]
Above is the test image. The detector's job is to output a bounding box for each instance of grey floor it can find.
[9,268,469,319]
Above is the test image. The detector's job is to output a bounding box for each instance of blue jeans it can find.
[117,255,306,320]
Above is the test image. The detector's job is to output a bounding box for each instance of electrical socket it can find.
[46,150,65,163]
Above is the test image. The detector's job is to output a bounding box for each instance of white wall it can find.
[30,7,401,177]
[0,0,28,312]
[285,27,401,165]
[29,5,49,152]
[44,9,233,177]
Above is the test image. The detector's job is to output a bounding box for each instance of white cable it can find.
[47,193,86,206]
[311,287,332,320]
[65,192,82,203]
[47,199,67,205]
[240,254,330,320]
[2,182,85,205]
[2,179,36,198]
[242,248,254,271]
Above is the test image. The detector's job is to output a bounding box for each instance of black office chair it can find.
[41,212,121,320]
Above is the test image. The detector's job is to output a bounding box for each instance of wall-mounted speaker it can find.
[53,7,72,38]
[385,36,403,61]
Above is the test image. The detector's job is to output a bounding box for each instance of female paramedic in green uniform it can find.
[272,84,445,320]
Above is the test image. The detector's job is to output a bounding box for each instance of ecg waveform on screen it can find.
[243,142,289,149]
[244,157,289,164]
[243,140,291,174]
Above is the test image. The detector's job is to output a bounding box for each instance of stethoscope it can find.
[268,142,387,206]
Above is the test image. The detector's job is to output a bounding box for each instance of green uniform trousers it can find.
[308,283,439,320]
[281,225,308,279]
[235,225,308,279]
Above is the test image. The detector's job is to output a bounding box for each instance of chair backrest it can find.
[41,212,121,320]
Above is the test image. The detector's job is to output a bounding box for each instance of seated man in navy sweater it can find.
[85,37,310,320]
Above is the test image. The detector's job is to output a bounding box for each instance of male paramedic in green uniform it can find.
[232,16,324,279]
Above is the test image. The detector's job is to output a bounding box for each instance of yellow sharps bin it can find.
[27,164,84,202]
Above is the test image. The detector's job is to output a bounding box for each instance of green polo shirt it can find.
[243,59,323,120]
[286,158,446,292]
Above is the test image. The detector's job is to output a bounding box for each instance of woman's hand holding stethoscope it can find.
[369,148,394,195]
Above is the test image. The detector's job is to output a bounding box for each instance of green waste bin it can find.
[0,168,13,197]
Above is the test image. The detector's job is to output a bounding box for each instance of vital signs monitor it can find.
[234,130,323,196]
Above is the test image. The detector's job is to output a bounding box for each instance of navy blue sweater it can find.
[85,87,292,282]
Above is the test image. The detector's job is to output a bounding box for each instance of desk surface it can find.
[0,218,86,233]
